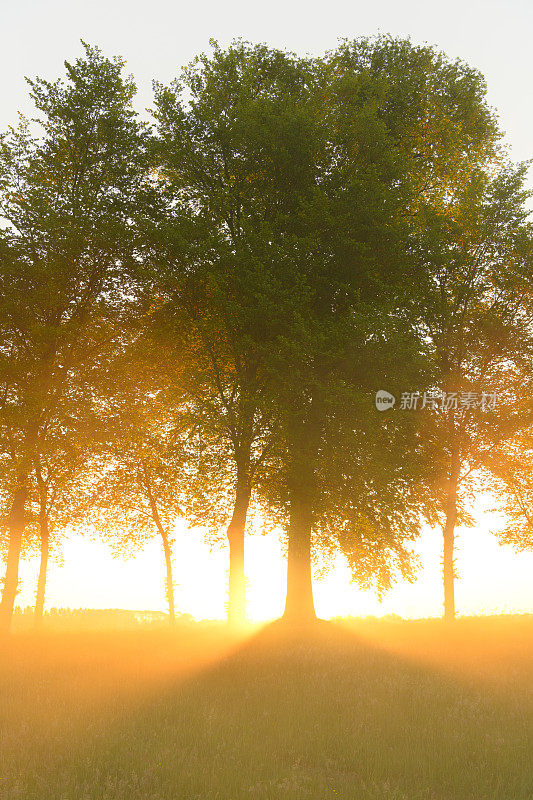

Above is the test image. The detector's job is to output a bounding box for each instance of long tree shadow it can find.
[2,618,533,800]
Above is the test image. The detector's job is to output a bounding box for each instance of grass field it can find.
[1,615,532,799]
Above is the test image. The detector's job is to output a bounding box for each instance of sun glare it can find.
[13,496,533,621]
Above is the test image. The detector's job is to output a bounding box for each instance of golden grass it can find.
[1,615,532,799]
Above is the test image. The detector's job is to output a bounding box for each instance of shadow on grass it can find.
[1,617,532,799]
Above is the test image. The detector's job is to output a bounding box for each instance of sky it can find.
[4,0,533,618]
[2,0,533,172]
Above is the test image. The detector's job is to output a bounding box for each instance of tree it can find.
[415,163,533,619]
[68,338,189,625]
[264,36,511,622]
[29,428,90,627]
[151,36,488,624]
[0,43,147,631]
[479,411,533,562]
[150,41,315,624]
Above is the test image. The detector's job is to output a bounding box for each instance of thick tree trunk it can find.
[0,482,29,633]
[283,401,320,625]
[283,489,316,623]
[226,477,251,627]
[442,452,460,621]
[34,512,49,629]
[1,421,40,633]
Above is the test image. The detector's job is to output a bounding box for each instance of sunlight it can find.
[14,495,533,621]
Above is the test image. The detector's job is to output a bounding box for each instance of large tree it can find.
[150,41,316,624]
[151,37,486,624]
[0,43,147,631]
[264,37,511,622]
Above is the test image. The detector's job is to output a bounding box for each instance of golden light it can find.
[12,493,533,621]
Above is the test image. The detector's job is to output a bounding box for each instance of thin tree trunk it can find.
[283,489,316,623]
[35,512,49,629]
[226,476,251,627]
[443,512,456,620]
[34,460,50,629]
[0,482,28,633]
[140,460,176,625]
[160,530,176,625]
[442,451,460,621]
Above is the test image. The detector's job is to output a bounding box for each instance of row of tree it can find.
[2,37,533,632]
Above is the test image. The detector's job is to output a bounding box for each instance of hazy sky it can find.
[1,0,532,172]
[4,0,533,617]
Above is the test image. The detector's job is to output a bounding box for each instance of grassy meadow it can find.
[1,615,532,800]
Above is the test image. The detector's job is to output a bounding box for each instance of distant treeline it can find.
[10,607,192,630]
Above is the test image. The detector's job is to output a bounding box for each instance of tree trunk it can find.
[0,482,29,633]
[443,512,456,620]
[226,477,251,627]
[283,401,320,625]
[139,461,177,626]
[160,530,176,625]
[34,461,50,630]
[152,522,176,625]
[283,488,316,623]
[1,422,40,633]
[442,451,460,621]
[35,513,49,629]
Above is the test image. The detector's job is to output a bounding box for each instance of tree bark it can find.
[139,461,177,626]
[34,461,50,629]
[160,529,176,625]
[283,488,316,623]
[226,476,251,627]
[35,511,50,629]
[0,481,29,633]
[442,451,460,621]
[283,401,320,625]
[1,420,40,633]
[443,512,456,621]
